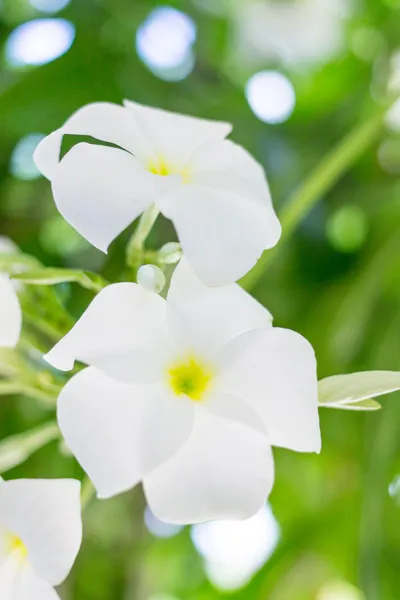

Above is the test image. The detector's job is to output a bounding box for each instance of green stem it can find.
[81,477,95,510]
[126,205,160,270]
[240,103,390,291]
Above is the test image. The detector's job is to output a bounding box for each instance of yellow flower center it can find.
[7,533,28,559]
[148,157,191,184]
[168,357,212,401]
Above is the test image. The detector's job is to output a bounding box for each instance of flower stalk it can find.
[240,101,391,291]
[126,205,160,271]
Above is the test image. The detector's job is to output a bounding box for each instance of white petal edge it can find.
[33,102,156,180]
[45,282,176,384]
[166,258,272,357]
[158,180,280,286]
[216,327,321,453]
[144,406,274,524]
[0,478,82,586]
[0,275,22,348]
[51,142,179,253]
[57,367,195,499]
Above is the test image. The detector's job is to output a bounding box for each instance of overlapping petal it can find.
[0,275,22,348]
[123,100,232,169]
[57,367,194,499]
[167,258,272,356]
[144,407,274,524]
[0,559,61,600]
[34,100,281,286]
[51,143,179,252]
[34,102,155,180]
[216,327,321,453]
[45,282,176,383]
[158,179,279,286]
[0,479,82,586]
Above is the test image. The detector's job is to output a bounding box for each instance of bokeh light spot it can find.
[191,505,280,590]
[40,215,89,256]
[136,7,196,81]
[6,18,75,67]
[29,0,71,13]
[10,133,44,180]
[378,139,400,174]
[317,581,365,600]
[245,71,296,124]
[326,206,368,253]
[389,475,400,503]
[144,507,184,539]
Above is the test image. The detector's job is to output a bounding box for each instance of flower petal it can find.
[0,559,61,600]
[158,179,280,286]
[123,99,232,169]
[57,367,194,499]
[0,479,82,586]
[143,407,274,524]
[45,282,176,384]
[216,328,321,453]
[0,275,21,348]
[189,139,278,210]
[166,258,272,357]
[51,142,178,252]
[34,102,155,180]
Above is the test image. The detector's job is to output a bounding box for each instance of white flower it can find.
[0,478,82,599]
[46,259,320,524]
[0,237,22,348]
[33,100,281,286]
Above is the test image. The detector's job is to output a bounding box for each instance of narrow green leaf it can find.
[13,268,108,293]
[0,422,59,473]
[318,371,400,409]
[326,399,382,411]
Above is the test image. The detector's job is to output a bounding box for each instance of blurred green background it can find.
[1,0,400,598]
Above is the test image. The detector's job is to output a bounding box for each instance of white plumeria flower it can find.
[33,100,281,286]
[0,478,82,599]
[0,237,22,348]
[46,259,320,524]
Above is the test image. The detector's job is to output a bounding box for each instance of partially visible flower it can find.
[46,259,320,524]
[0,237,22,348]
[0,478,82,598]
[33,100,281,286]
[231,0,352,70]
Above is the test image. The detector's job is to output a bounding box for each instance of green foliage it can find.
[1,0,400,599]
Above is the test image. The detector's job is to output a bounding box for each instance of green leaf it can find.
[0,422,59,473]
[13,268,108,293]
[318,371,400,409]
[326,399,382,411]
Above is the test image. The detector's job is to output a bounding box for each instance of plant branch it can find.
[240,102,390,291]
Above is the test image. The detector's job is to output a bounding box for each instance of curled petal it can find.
[167,258,272,357]
[51,142,179,252]
[0,479,82,586]
[144,407,274,524]
[57,368,194,499]
[216,328,321,453]
[34,102,155,180]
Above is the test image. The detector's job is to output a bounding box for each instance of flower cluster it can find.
[0,100,322,595]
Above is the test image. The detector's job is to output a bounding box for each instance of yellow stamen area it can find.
[148,157,191,184]
[7,533,28,559]
[168,357,212,401]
